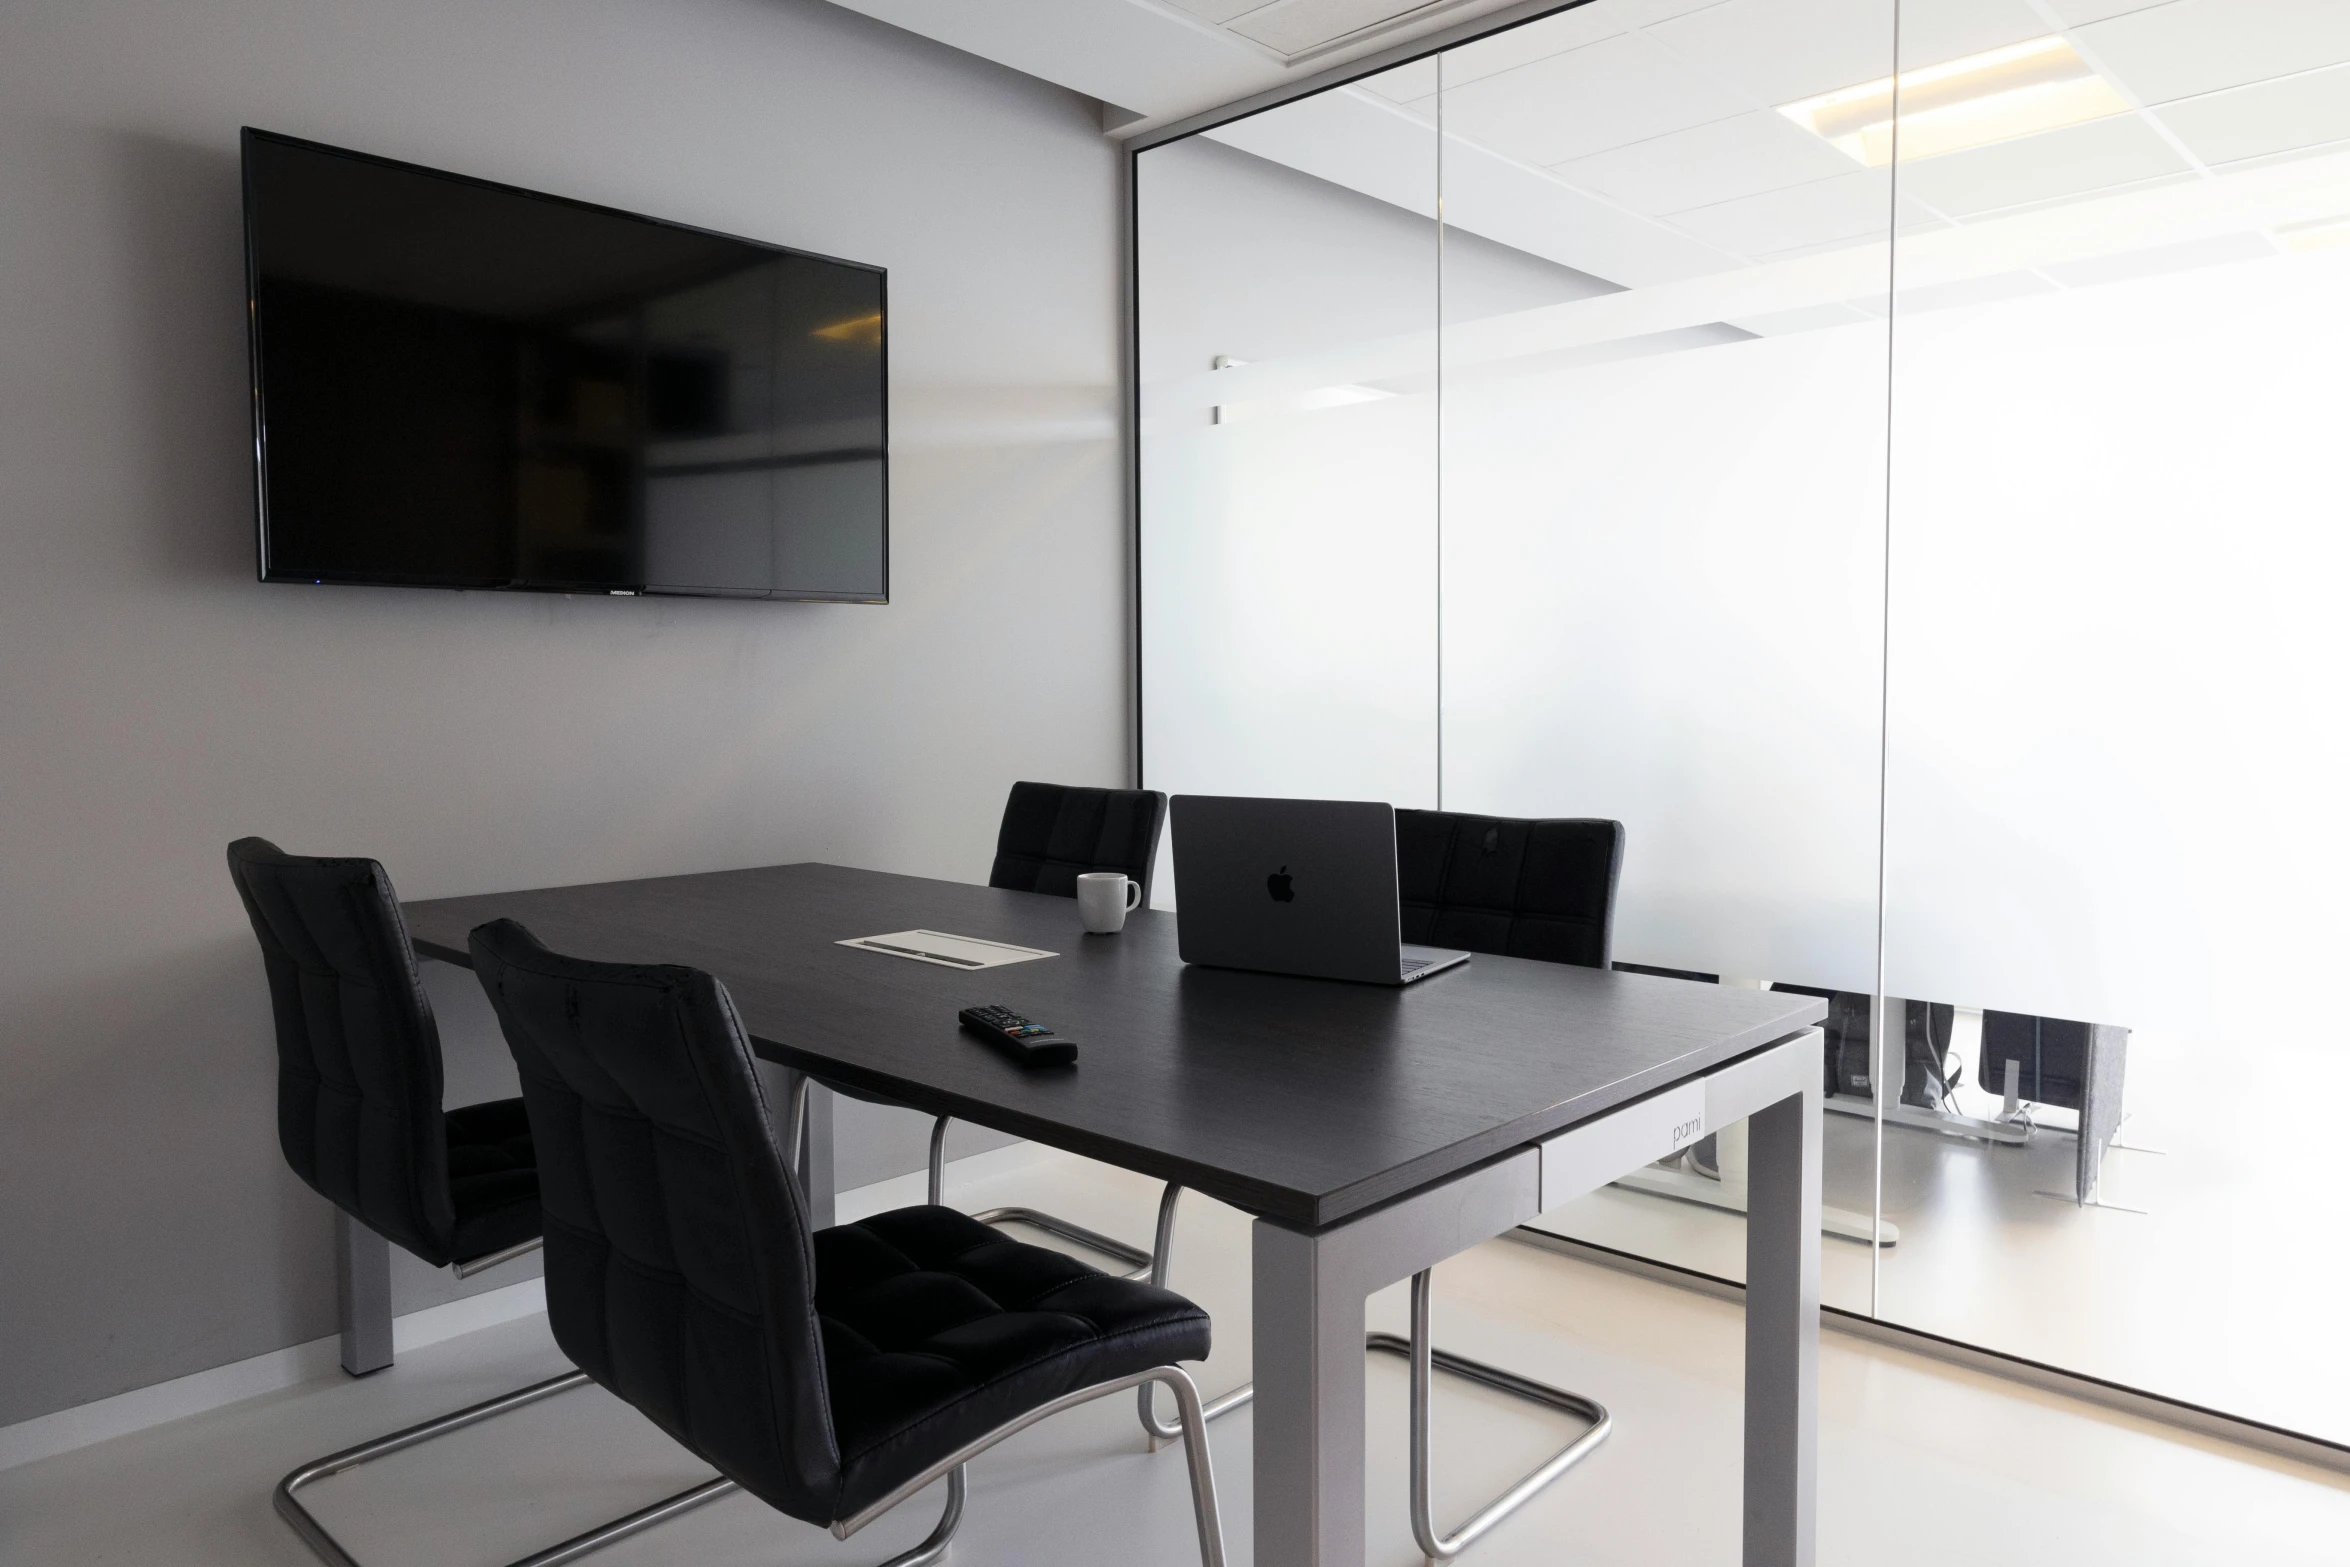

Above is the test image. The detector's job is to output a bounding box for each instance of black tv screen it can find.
[242,128,887,601]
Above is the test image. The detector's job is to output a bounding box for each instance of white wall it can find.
[0,0,1124,1426]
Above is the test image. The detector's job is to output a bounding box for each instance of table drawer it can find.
[1538,1079,1707,1212]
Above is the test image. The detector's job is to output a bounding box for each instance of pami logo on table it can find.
[1266,865,1295,903]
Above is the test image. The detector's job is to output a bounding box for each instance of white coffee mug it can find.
[1076,872,1141,934]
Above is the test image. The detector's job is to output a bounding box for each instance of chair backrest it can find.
[226,836,458,1265]
[989,781,1168,900]
[1394,810,1624,969]
[469,918,838,1523]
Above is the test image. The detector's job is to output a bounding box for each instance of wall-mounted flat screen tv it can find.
[243,128,887,601]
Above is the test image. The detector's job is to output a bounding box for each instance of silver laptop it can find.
[1169,795,1470,986]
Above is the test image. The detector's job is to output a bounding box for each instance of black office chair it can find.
[470,918,1226,1567]
[829,781,1170,1277]
[1145,809,1625,1561]
[230,839,728,1567]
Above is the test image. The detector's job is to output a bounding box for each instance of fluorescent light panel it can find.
[2276,215,2350,253]
[1781,36,2131,168]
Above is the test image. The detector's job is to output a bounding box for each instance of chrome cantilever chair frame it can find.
[274,1371,740,1567]
[1134,1189,1610,1563]
[281,1226,751,1567]
[924,1111,1157,1275]
[283,1198,1225,1567]
[277,1368,1224,1567]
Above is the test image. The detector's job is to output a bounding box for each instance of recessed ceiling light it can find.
[2276,215,2350,253]
[1780,36,2131,168]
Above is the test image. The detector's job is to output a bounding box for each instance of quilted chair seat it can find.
[818,1207,1209,1516]
[442,1100,539,1263]
[468,917,1212,1531]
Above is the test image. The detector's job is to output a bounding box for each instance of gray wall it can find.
[0,0,1119,1427]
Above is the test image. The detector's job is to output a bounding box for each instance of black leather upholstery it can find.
[469,919,1210,1526]
[443,1098,541,1262]
[815,1206,1208,1513]
[226,837,538,1269]
[1395,810,1624,969]
[989,781,1168,901]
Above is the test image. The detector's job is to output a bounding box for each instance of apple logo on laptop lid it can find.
[1267,865,1295,903]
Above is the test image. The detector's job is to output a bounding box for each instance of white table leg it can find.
[1253,1219,1369,1567]
[1250,1150,1542,1567]
[1742,1077,1820,1567]
[762,1065,836,1228]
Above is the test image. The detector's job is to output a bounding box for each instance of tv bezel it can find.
[241,126,890,604]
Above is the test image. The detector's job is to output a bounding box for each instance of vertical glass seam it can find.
[1434,49,1446,814]
[1871,0,1905,1320]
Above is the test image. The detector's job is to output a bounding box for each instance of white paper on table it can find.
[836,930,1057,970]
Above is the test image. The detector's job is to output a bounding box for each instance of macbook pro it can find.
[1169,794,1469,986]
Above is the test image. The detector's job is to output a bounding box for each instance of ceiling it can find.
[1345,0,2350,266]
[818,0,1539,131]
[824,0,2350,409]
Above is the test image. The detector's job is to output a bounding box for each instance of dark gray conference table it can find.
[405,861,1828,1567]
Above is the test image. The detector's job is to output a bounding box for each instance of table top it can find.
[404,862,1824,1229]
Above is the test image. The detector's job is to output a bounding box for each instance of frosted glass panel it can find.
[1884,253,2350,1034]
[1133,0,2350,1451]
[1142,396,1441,809]
[1876,0,2350,1444]
[1433,1,1896,1301]
[1441,329,1890,989]
[1137,70,1444,899]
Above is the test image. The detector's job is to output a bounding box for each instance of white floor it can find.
[5,1148,2347,1567]
[1540,1030,2350,1445]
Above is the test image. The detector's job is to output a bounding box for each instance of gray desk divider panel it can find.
[2078,1024,2129,1205]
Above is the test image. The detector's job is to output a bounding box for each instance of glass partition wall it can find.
[1137,0,2350,1446]
[1875,0,2350,1442]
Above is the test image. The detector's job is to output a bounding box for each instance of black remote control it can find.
[958,1004,1077,1067]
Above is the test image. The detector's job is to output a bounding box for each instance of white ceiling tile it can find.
[1437,31,1750,164]
[1229,0,1447,56]
[1645,0,2045,108]
[1164,0,1270,23]
[1894,0,2058,72]
[1645,0,1896,106]
[2155,61,2350,165]
[2044,0,2179,25]
[1361,56,1440,101]
[1613,0,1732,25]
[1437,1,1626,91]
[1667,167,1932,256]
[1894,112,2188,217]
[2079,0,2350,106]
[1555,107,1863,215]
